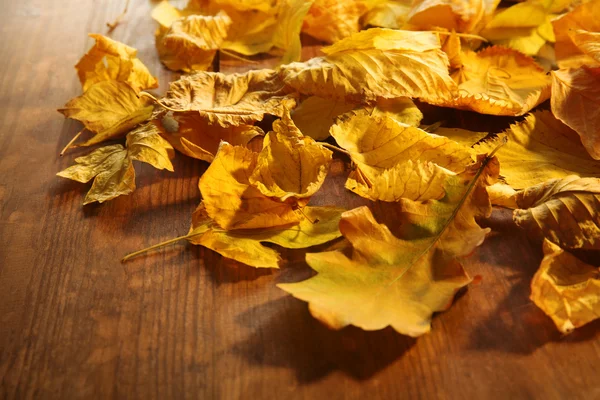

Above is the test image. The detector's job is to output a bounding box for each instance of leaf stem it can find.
[107,0,130,32]
[121,233,194,262]
[432,31,488,42]
[321,142,351,156]
[60,128,86,156]
[220,49,260,64]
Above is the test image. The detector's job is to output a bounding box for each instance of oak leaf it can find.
[531,239,600,333]
[278,28,458,104]
[551,67,600,160]
[279,154,499,336]
[160,69,298,127]
[474,111,600,188]
[59,80,154,147]
[76,34,158,92]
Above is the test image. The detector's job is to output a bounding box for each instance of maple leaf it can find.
[438,46,551,116]
[76,34,158,92]
[157,69,298,127]
[159,112,264,162]
[57,122,174,204]
[506,176,600,250]
[531,239,600,334]
[279,154,499,336]
[552,0,600,67]
[279,28,457,104]
[331,112,473,201]
[302,0,370,43]
[156,13,232,72]
[474,111,600,188]
[58,80,154,147]
[551,67,600,160]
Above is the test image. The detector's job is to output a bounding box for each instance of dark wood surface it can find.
[1,1,599,399]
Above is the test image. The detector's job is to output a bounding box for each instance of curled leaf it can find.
[302,0,370,43]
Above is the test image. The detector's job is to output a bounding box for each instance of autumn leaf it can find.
[156,12,232,72]
[57,122,174,204]
[59,80,154,147]
[407,0,490,34]
[302,0,370,43]
[331,112,473,201]
[551,67,600,160]
[531,239,600,334]
[76,34,158,93]
[362,0,412,29]
[431,126,488,147]
[249,112,332,202]
[159,112,263,162]
[507,176,600,250]
[552,0,600,67]
[474,111,600,188]
[273,0,314,64]
[279,154,499,336]
[569,30,600,65]
[279,28,458,104]
[158,69,298,127]
[438,46,551,116]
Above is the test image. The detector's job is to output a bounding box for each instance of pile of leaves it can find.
[57,0,600,337]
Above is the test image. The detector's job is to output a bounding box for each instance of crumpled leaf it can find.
[439,46,551,115]
[156,13,232,72]
[249,113,332,202]
[76,34,158,92]
[273,0,314,64]
[278,154,499,336]
[552,0,600,67]
[487,182,517,208]
[474,111,600,188]
[58,80,154,147]
[279,28,457,104]
[531,239,600,334]
[57,122,174,204]
[199,142,301,230]
[291,96,423,141]
[551,67,600,160]
[302,0,370,43]
[186,203,345,268]
[160,112,263,162]
[161,69,298,127]
[407,0,489,33]
[508,176,600,250]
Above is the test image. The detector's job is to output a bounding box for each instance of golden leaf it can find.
[361,0,411,29]
[160,69,298,127]
[439,46,551,115]
[151,0,189,28]
[509,176,600,250]
[75,34,158,92]
[219,6,279,55]
[569,30,600,65]
[474,111,600,188]
[156,13,232,72]
[58,80,154,147]
[531,239,600,333]
[249,113,332,202]
[331,112,473,201]
[551,67,600,160]
[302,0,370,43]
[487,182,517,207]
[272,0,314,64]
[57,122,174,204]
[279,28,457,103]
[185,203,344,268]
[198,142,300,230]
[279,154,499,335]
[553,0,600,66]
[407,0,488,33]
[160,112,263,162]
[211,0,276,13]
[431,126,488,147]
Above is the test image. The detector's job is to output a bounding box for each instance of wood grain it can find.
[0,1,599,399]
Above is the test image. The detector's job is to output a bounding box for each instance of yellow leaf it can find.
[273,0,314,64]
[278,154,499,336]
[279,28,457,104]
[185,203,344,268]
[531,239,600,333]
[407,0,487,33]
[75,34,158,92]
[249,113,332,202]
[160,69,298,127]
[438,46,551,115]
[212,0,276,13]
[331,112,473,201]
[151,1,190,28]
[362,0,412,29]
[302,0,370,43]
[510,176,600,250]
[160,112,263,162]
[569,30,600,65]
[58,80,154,147]
[474,111,600,188]
[198,142,300,230]
[431,126,488,147]
[487,182,518,207]
[57,122,174,204]
[553,0,600,66]
[551,67,600,159]
[156,13,232,72]
[219,6,279,55]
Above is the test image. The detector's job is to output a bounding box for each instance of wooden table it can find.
[1,1,598,399]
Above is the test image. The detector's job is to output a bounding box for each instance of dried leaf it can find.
[407,0,488,33]
[76,34,158,92]
[161,69,298,127]
[553,0,600,66]
[569,30,600,65]
[474,111,600,188]
[279,154,499,336]
[551,67,600,160]
[273,0,314,64]
[362,0,411,29]
[279,28,457,104]
[59,80,154,147]
[531,239,600,333]
[302,0,370,43]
